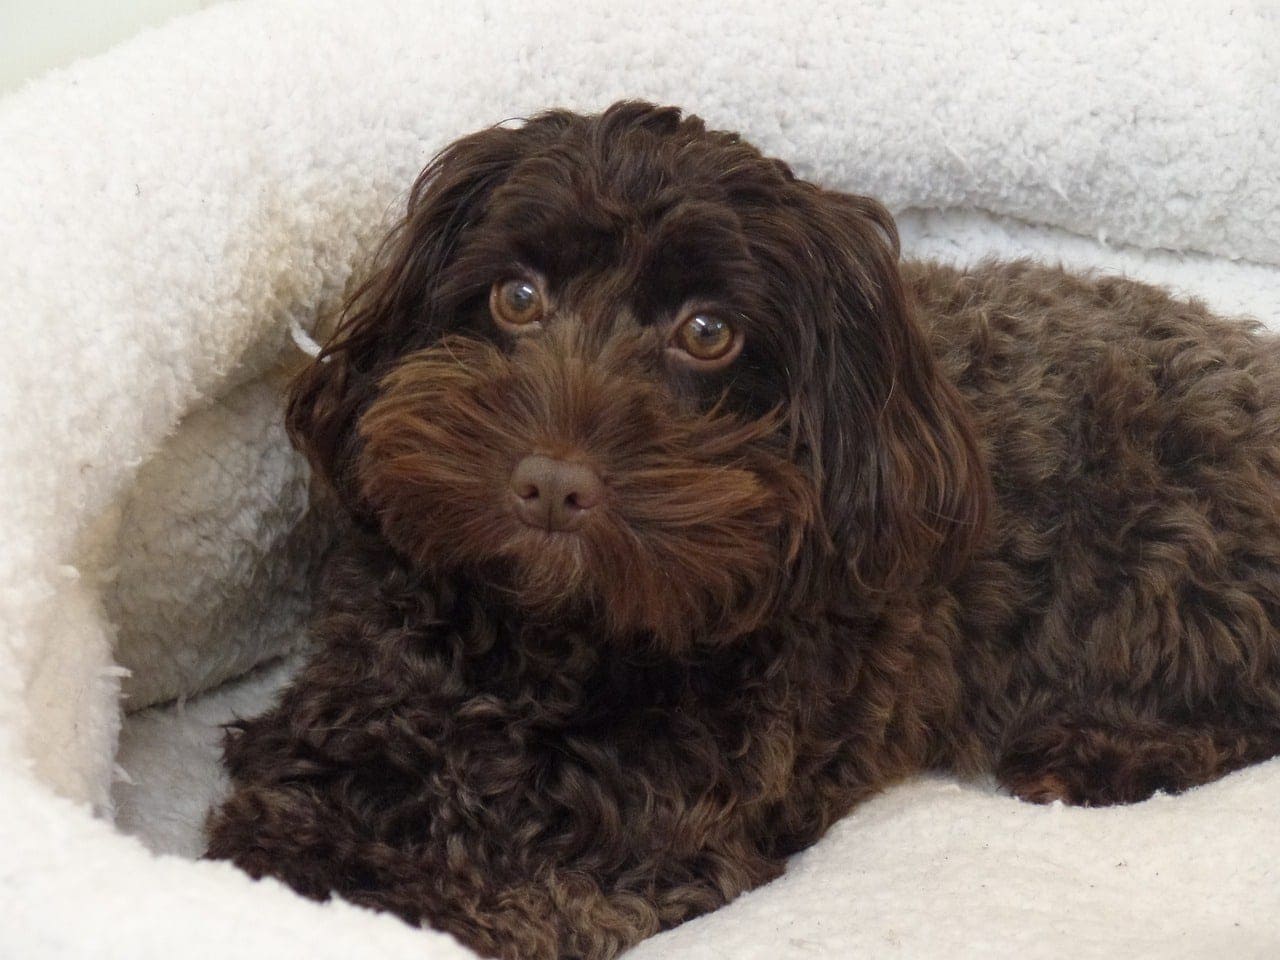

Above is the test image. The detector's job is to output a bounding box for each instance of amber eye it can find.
[490,278,545,329]
[671,312,740,366]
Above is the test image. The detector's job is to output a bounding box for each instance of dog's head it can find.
[289,102,987,651]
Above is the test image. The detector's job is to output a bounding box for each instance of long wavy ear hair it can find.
[760,187,991,599]
[285,116,572,510]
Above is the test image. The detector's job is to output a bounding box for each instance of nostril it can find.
[562,476,602,512]
[509,457,547,504]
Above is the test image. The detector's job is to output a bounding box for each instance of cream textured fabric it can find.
[1,2,1277,957]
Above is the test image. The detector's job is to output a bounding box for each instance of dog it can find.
[205,101,1280,959]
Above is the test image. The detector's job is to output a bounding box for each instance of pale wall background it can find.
[1,0,222,95]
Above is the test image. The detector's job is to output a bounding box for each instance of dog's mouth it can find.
[371,453,809,649]
[353,337,816,648]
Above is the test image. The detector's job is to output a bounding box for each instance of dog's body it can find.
[206,104,1280,959]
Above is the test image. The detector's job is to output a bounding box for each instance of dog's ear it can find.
[286,121,552,505]
[776,190,990,594]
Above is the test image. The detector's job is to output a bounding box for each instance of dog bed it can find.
[2,1,1278,956]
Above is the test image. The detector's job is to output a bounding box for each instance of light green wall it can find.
[0,0,221,95]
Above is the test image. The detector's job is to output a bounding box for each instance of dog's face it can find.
[289,102,986,651]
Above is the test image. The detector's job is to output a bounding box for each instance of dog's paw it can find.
[993,724,1122,806]
[1000,770,1077,805]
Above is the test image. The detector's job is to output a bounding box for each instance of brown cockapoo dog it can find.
[206,102,1280,959]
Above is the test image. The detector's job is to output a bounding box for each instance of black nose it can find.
[509,455,604,532]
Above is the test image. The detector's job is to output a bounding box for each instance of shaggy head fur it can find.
[286,101,986,648]
[207,102,1280,960]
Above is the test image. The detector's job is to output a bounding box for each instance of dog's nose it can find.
[509,455,604,532]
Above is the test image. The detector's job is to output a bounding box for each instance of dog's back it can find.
[909,259,1280,803]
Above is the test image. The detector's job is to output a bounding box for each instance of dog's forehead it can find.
[483,151,764,325]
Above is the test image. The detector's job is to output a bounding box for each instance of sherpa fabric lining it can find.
[1,2,1278,957]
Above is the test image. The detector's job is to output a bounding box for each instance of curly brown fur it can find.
[205,102,1280,959]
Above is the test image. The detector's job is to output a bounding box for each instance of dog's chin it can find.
[374,505,780,653]
[493,525,595,612]
[464,523,727,652]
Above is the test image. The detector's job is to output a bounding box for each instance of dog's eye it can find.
[670,312,741,368]
[490,278,545,330]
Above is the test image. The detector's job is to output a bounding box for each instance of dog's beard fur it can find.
[356,329,816,649]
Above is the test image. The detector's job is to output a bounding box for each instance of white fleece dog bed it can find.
[2,1,1279,957]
